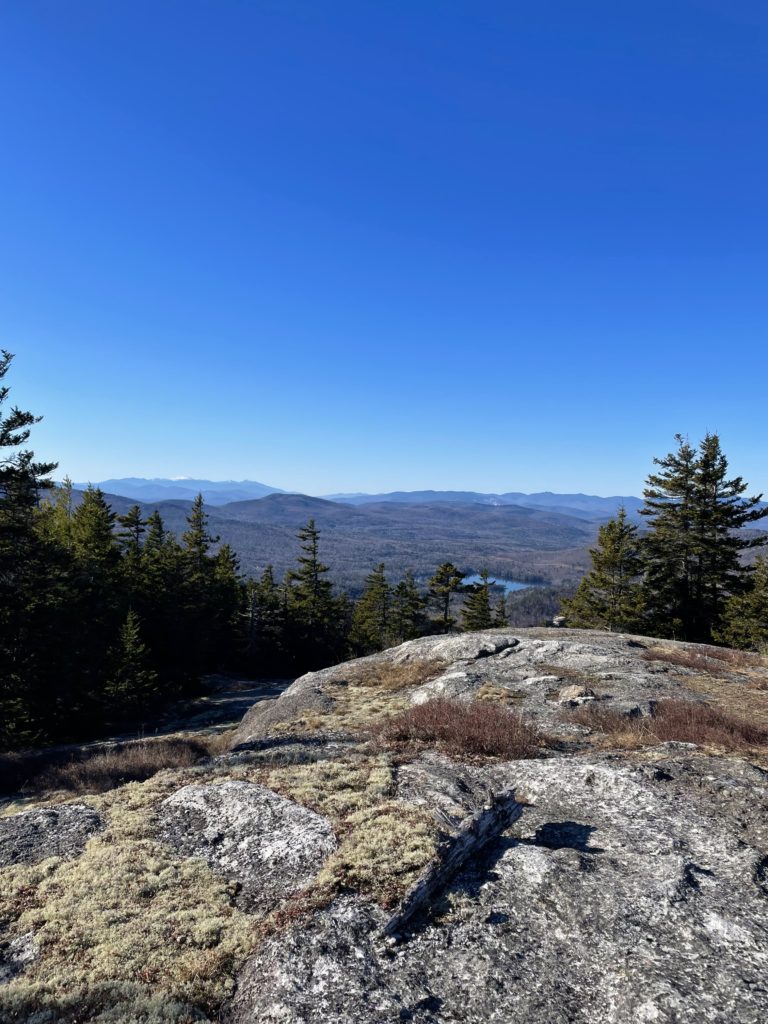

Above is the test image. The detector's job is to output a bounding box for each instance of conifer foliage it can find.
[562,435,766,644]
[461,570,495,631]
[640,433,764,642]
[561,508,643,632]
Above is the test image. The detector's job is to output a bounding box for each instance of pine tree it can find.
[350,563,392,654]
[561,508,644,632]
[391,570,428,641]
[428,562,464,631]
[462,570,494,631]
[715,555,768,652]
[641,434,765,641]
[103,610,159,717]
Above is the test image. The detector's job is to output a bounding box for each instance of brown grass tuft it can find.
[339,657,449,691]
[377,698,544,760]
[641,645,766,673]
[568,698,768,752]
[25,737,209,796]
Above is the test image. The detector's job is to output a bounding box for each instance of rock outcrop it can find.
[158,780,337,911]
[227,750,768,1024]
[2,628,767,1024]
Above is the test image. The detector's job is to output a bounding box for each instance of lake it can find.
[462,574,537,593]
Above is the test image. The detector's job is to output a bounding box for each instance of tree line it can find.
[562,433,767,647]
[0,352,512,748]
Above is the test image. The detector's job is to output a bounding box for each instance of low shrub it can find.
[641,646,765,672]
[25,737,209,796]
[569,698,768,751]
[378,698,543,759]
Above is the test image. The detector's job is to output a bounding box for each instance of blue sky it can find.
[1,1,766,496]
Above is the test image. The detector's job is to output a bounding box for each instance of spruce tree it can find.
[462,570,494,631]
[561,508,644,632]
[0,351,58,745]
[244,566,287,673]
[287,519,335,629]
[715,555,768,652]
[182,493,219,573]
[641,434,765,641]
[286,519,341,669]
[117,504,146,556]
[428,562,464,631]
[493,592,509,626]
[391,570,428,641]
[350,563,391,654]
[103,610,159,717]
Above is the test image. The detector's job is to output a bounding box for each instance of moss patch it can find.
[0,749,442,1021]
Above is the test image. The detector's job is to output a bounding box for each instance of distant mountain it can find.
[324,489,645,521]
[74,477,284,506]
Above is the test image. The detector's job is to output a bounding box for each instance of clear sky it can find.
[1,1,766,496]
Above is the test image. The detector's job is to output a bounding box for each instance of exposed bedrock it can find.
[158,780,337,912]
[0,804,104,868]
[227,751,768,1024]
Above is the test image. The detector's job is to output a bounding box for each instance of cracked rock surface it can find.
[227,750,768,1024]
[158,780,337,911]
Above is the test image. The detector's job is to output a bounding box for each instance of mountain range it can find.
[66,481,766,593]
[75,478,644,519]
[67,488,596,591]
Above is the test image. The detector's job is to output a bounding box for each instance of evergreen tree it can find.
[117,504,146,556]
[117,504,146,599]
[428,562,464,631]
[287,519,334,626]
[715,555,768,652]
[143,510,166,552]
[182,493,219,573]
[0,351,59,745]
[391,570,428,642]
[38,477,75,548]
[210,543,243,659]
[69,487,122,705]
[493,592,509,626]
[350,563,391,654]
[244,566,287,672]
[103,610,159,717]
[641,434,765,641]
[561,508,644,632]
[462,570,495,631]
[285,519,343,669]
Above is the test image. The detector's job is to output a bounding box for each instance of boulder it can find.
[0,804,104,867]
[158,780,336,911]
[557,683,595,702]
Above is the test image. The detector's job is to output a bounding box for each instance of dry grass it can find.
[22,738,210,798]
[642,645,767,673]
[475,683,526,704]
[568,698,768,753]
[337,657,449,691]
[269,658,451,740]
[378,698,544,760]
